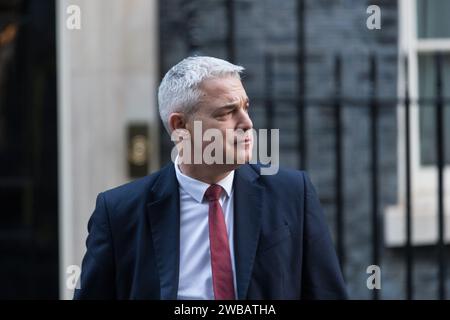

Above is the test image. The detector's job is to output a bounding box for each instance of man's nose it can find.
[237,109,253,131]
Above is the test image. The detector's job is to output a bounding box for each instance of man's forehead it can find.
[199,77,247,102]
[199,92,249,108]
[223,96,250,105]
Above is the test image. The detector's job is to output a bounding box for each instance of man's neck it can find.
[178,163,236,185]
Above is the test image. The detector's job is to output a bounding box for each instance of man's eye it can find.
[217,112,230,119]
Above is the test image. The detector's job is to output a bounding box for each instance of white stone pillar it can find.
[57,0,159,299]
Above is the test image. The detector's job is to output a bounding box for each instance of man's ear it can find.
[168,113,186,132]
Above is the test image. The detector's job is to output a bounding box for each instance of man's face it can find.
[185,75,254,166]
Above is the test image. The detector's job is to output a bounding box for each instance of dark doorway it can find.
[0,0,58,299]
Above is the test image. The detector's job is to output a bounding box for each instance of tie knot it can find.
[204,184,223,202]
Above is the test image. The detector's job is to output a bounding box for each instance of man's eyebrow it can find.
[212,104,236,116]
[219,98,250,109]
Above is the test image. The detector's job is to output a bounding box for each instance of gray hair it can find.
[158,56,244,134]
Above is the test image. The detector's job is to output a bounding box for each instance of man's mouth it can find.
[234,137,252,145]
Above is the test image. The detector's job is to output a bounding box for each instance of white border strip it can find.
[56,0,74,300]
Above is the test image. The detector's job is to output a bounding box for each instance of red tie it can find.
[204,184,236,300]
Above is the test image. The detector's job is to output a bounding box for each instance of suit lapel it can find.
[146,164,180,300]
[145,163,263,300]
[233,165,263,300]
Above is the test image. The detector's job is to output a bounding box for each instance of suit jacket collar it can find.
[146,164,180,300]
[233,164,263,299]
[146,163,263,300]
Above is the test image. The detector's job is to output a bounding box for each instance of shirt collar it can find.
[174,155,234,203]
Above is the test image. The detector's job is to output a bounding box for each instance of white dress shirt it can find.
[175,157,237,300]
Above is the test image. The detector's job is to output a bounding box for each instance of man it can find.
[74,56,347,300]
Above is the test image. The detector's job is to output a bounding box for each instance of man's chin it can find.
[230,153,252,166]
[229,144,253,163]
[216,154,252,169]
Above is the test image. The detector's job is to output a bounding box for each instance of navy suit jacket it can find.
[74,163,347,300]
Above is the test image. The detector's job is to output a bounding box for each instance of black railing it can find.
[369,54,381,300]
[404,55,413,300]
[333,55,344,271]
[296,0,307,171]
[261,51,448,300]
[435,53,446,300]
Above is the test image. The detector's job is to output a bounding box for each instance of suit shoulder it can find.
[246,163,309,199]
[100,167,164,210]
[248,163,306,185]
